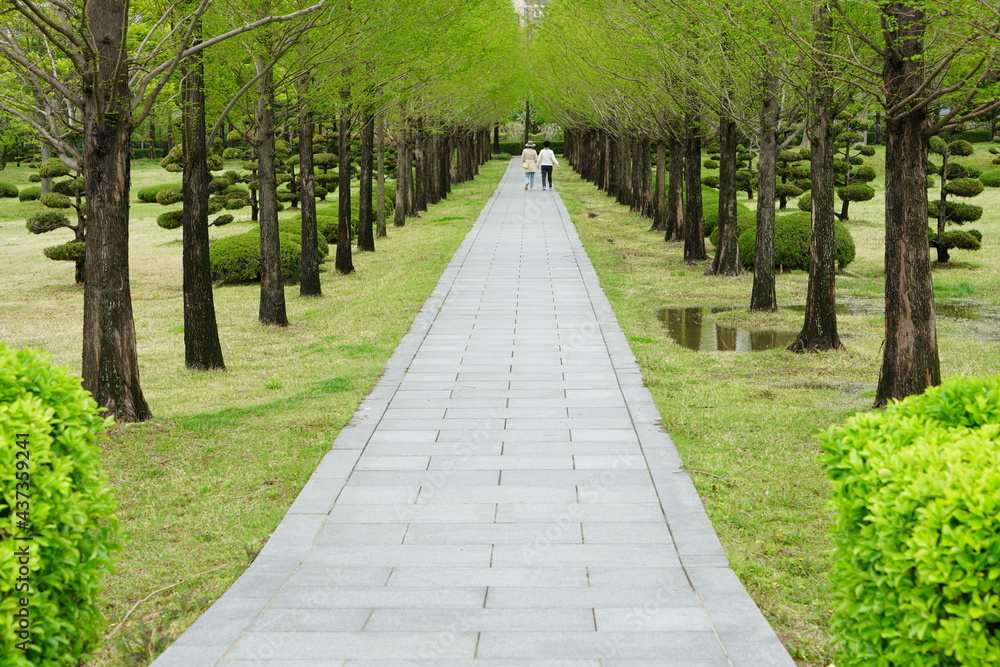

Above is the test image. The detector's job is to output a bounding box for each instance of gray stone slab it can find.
[492,544,682,568]
[485,586,699,609]
[476,631,726,661]
[416,485,577,505]
[403,522,582,545]
[268,586,486,609]
[495,502,665,523]
[301,544,493,567]
[366,607,595,632]
[582,522,672,544]
[226,632,478,660]
[326,503,496,524]
[385,566,589,588]
[248,608,371,633]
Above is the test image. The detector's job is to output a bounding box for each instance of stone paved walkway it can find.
[152,161,795,666]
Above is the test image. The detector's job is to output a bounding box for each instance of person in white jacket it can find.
[538,141,559,191]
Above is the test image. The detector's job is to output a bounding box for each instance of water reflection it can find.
[657,307,799,352]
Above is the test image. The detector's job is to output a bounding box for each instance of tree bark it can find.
[875,2,939,406]
[666,132,684,242]
[683,121,707,262]
[707,115,743,276]
[394,123,407,227]
[376,113,387,238]
[81,0,151,421]
[255,63,288,325]
[523,100,531,147]
[790,2,841,351]
[751,72,779,312]
[336,99,355,274]
[414,119,427,212]
[357,112,375,251]
[650,141,666,232]
[181,33,226,368]
[299,87,321,296]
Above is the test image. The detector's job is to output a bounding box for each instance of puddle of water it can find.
[786,300,1000,321]
[657,307,799,352]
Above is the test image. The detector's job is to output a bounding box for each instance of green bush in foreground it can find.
[0,345,121,665]
[820,375,1000,667]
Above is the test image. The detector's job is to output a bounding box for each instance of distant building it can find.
[512,0,548,23]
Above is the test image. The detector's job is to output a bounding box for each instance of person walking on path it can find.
[521,141,538,190]
[538,140,559,191]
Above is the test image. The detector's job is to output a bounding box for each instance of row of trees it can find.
[0,0,526,421]
[529,0,1000,407]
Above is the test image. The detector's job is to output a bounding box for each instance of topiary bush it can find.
[26,211,70,234]
[155,188,183,206]
[43,241,87,262]
[157,210,184,230]
[978,169,1000,187]
[737,212,855,271]
[212,214,234,227]
[209,223,328,284]
[18,187,41,202]
[945,177,985,198]
[0,345,122,665]
[40,192,72,209]
[819,374,1000,667]
[136,183,180,204]
[0,181,19,198]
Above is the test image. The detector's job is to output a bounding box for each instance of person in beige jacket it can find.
[521,141,538,190]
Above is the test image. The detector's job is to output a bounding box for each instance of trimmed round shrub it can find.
[277,191,299,204]
[849,155,865,165]
[208,198,224,215]
[492,153,512,161]
[851,165,877,183]
[225,192,250,210]
[52,177,84,197]
[136,183,179,203]
[979,169,1000,187]
[945,162,969,180]
[26,211,70,233]
[157,210,184,230]
[315,186,328,200]
[928,135,949,155]
[209,177,231,193]
[833,159,851,175]
[819,375,1000,667]
[858,145,876,157]
[226,129,243,143]
[212,214,234,227]
[738,211,855,271]
[209,224,328,284]
[929,200,983,224]
[155,188,184,206]
[207,154,223,171]
[0,345,121,665]
[945,177,984,198]
[966,165,982,179]
[774,182,803,200]
[701,175,720,189]
[703,159,719,169]
[837,183,875,204]
[0,181,19,198]
[949,139,975,157]
[28,174,41,183]
[939,229,983,251]
[797,191,812,212]
[37,158,70,179]
[40,192,72,209]
[18,186,41,202]
[222,147,242,159]
[43,241,87,262]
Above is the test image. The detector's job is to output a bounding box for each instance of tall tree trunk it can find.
[683,121,707,262]
[523,100,531,147]
[750,73,779,312]
[357,112,375,251]
[181,32,226,368]
[414,120,427,212]
[493,125,500,153]
[650,141,666,232]
[790,3,842,351]
[875,2,939,406]
[376,114,387,238]
[255,63,288,326]
[299,85,321,296]
[40,138,53,194]
[426,132,441,205]
[708,115,743,276]
[336,97,355,274]
[148,120,156,160]
[394,123,407,227]
[81,0,151,422]
[666,132,684,242]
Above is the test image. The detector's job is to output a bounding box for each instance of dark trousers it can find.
[540,165,553,188]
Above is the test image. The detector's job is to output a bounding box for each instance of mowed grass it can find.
[556,146,1000,665]
[0,158,507,665]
